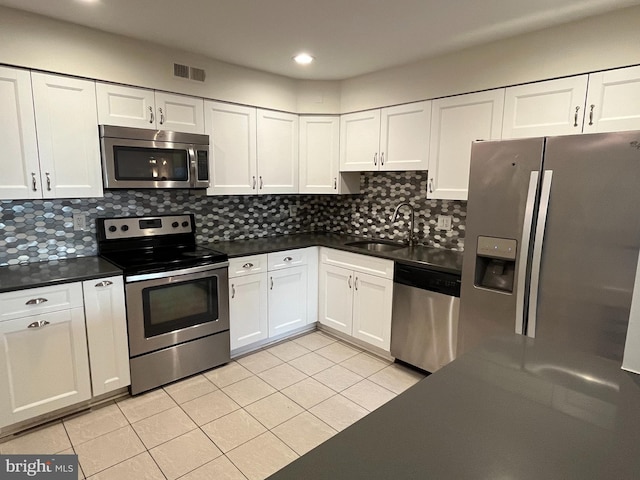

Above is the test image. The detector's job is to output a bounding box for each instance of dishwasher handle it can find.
[394,263,461,297]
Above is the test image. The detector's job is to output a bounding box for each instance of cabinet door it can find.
[380,101,431,171]
[318,264,353,335]
[352,273,393,352]
[339,110,381,172]
[502,76,588,139]
[229,273,268,351]
[257,110,299,194]
[205,101,258,195]
[82,276,130,396]
[268,266,308,337]
[584,65,640,133]
[31,73,103,198]
[0,308,91,428]
[0,67,40,200]
[155,92,205,134]
[299,116,340,194]
[96,83,156,129]
[428,89,505,200]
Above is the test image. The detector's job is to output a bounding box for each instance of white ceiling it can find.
[1,0,639,80]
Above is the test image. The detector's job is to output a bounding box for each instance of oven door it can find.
[125,264,229,357]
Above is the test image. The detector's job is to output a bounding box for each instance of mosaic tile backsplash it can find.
[0,172,466,266]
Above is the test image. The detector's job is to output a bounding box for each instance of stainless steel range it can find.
[97,214,230,395]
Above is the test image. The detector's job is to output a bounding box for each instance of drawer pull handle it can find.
[159,107,165,125]
[589,104,595,126]
[26,298,48,306]
[95,280,113,287]
[231,284,236,299]
[28,320,50,329]
[573,105,580,127]
[283,257,293,262]
[348,275,352,288]
[270,277,274,290]
[243,263,254,269]
[45,172,52,191]
[252,176,257,190]
[149,106,154,124]
[31,172,37,191]
[355,277,359,291]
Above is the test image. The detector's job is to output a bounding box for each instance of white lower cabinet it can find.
[82,276,130,397]
[268,266,308,337]
[318,249,394,352]
[229,248,316,354]
[0,278,129,430]
[229,271,269,351]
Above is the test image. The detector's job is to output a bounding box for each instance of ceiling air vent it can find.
[190,67,206,82]
[173,63,190,79]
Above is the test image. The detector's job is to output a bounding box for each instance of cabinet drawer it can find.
[268,248,308,271]
[320,248,394,279]
[229,255,268,278]
[0,282,84,322]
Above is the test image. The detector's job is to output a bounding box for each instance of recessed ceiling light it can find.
[293,53,314,65]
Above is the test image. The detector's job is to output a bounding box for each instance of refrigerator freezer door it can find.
[530,131,640,362]
[458,138,544,357]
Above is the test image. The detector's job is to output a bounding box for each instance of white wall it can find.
[1,4,639,114]
[340,5,640,112]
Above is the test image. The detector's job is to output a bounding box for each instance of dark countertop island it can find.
[208,232,463,275]
[0,257,122,293]
[268,334,640,479]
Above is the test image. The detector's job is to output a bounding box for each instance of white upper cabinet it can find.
[428,89,505,200]
[257,109,299,194]
[340,101,430,172]
[205,101,257,195]
[379,101,431,170]
[96,83,205,134]
[502,76,588,139]
[340,109,381,171]
[31,73,103,199]
[299,116,360,194]
[584,65,640,133]
[0,66,39,200]
[154,92,205,134]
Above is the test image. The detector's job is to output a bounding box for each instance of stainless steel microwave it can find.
[99,125,210,189]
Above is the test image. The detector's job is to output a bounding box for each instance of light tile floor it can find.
[0,331,425,480]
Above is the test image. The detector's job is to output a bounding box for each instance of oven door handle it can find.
[126,262,229,282]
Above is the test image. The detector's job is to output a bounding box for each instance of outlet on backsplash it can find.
[73,213,87,231]
[436,214,452,231]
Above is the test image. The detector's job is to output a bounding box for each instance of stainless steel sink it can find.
[343,240,407,252]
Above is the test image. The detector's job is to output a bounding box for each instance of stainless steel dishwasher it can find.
[391,263,461,373]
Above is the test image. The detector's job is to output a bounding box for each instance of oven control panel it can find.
[101,215,194,240]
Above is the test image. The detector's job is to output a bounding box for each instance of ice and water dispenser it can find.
[474,236,517,293]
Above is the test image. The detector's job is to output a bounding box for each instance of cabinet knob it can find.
[27,320,50,329]
[95,280,113,288]
[25,297,48,306]
[149,106,154,124]
[243,263,254,269]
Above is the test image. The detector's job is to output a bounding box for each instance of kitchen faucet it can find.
[391,202,418,247]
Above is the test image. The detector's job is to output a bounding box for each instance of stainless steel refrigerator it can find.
[458,131,640,363]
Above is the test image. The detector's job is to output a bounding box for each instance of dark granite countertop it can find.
[269,334,640,480]
[207,232,463,275]
[0,257,123,293]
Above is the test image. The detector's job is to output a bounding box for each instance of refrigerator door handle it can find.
[515,171,539,335]
[527,170,554,338]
